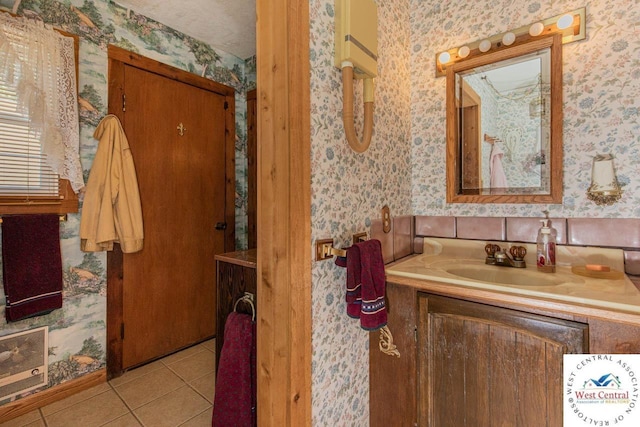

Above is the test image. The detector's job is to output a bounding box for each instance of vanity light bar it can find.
[435,7,586,77]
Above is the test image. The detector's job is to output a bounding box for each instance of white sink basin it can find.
[445,267,562,287]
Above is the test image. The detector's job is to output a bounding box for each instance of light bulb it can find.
[502,32,516,46]
[479,39,492,53]
[458,46,470,58]
[438,51,451,64]
[529,22,544,36]
[557,14,574,30]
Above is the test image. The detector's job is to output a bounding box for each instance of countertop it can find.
[386,238,640,320]
[215,248,257,268]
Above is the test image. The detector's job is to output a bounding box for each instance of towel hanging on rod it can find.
[0,214,66,224]
[214,293,257,426]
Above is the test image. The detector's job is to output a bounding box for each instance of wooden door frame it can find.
[246,89,257,249]
[256,0,312,425]
[105,45,236,376]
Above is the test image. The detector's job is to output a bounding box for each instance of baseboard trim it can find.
[0,368,107,423]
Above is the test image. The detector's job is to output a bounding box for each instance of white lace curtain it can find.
[0,13,84,192]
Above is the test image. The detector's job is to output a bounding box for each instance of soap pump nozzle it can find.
[540,218,550,232]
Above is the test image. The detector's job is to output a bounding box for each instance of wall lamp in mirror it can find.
[587,154,623,206]
[435,7,586,77]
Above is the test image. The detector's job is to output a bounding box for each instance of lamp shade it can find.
[589,154,619,192]
[587,153,623,205]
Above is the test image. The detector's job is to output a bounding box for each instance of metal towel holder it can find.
[233,292,256,321]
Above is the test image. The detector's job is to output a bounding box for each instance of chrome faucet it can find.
[485,243,527,268]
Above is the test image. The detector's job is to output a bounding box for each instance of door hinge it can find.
[224,101,228,110]
[122,93,126,112]
[121,323,125,339]
[414,326,417,342]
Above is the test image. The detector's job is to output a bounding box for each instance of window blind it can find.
[0,52,59,199]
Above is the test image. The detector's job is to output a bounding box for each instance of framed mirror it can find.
[446,34,562,203]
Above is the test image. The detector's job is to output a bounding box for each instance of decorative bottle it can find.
[536,213,557,273]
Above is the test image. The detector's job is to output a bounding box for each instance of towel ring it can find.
[233,292,256,322]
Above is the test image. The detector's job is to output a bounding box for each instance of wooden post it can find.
[256,0,312,426]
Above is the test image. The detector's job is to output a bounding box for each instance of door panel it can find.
[422,294,588,427]
[120,64,226,369]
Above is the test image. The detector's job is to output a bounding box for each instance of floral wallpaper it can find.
[0,0,254,404]
[311,0,640,424]
[309,0,412,425]
[411,0,640,218]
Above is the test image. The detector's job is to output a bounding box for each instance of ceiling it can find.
[117,0,256,59]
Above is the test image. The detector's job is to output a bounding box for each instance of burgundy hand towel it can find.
[344,245,362,319]
[357,239,387,330]
[213,311,256,427]
[2,214,63,322]
[338,240,387,330]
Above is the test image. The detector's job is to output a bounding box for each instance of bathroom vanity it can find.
[370,239,640,427]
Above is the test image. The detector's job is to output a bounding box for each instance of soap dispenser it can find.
[536,211,557,273]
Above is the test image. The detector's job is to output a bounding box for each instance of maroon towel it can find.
[342,239,387,331]
[2,215,63,322]
[213,312,256,427]
[344,245,362,319]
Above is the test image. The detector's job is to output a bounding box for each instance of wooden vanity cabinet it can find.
[419,294,587,427]
[371,282,589,427]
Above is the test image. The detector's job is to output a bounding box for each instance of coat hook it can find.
[177,123,186,136]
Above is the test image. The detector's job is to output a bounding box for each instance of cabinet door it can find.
[419,294,588,427]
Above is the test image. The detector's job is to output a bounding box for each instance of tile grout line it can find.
[162,349,216,391]
[106,381,145,427]
[40,387,125,427]
[35,341,216,427]
[159,346,207,368]
[38,385,113,422]
[38,407,48,427]
[176,407,213,427]
[110,374,191,415]
[185,379,215,406]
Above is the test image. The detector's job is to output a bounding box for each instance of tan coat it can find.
[80,115,143,253]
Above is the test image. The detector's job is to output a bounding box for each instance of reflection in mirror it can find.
[457,49,550,193]
[446,35,562,204]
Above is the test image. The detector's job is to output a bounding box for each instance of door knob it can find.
[215,222,227,230]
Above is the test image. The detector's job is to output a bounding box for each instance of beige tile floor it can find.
[2,339,216,427]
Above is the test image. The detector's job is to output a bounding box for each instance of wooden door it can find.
[461,105,480,190]
[419,294,588,427]
[107,46,236,373]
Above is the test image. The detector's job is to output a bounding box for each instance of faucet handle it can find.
[510,245,527,261]
[485,243,501,257]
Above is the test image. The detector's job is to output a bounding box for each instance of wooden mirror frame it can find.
[446,34,563,204]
